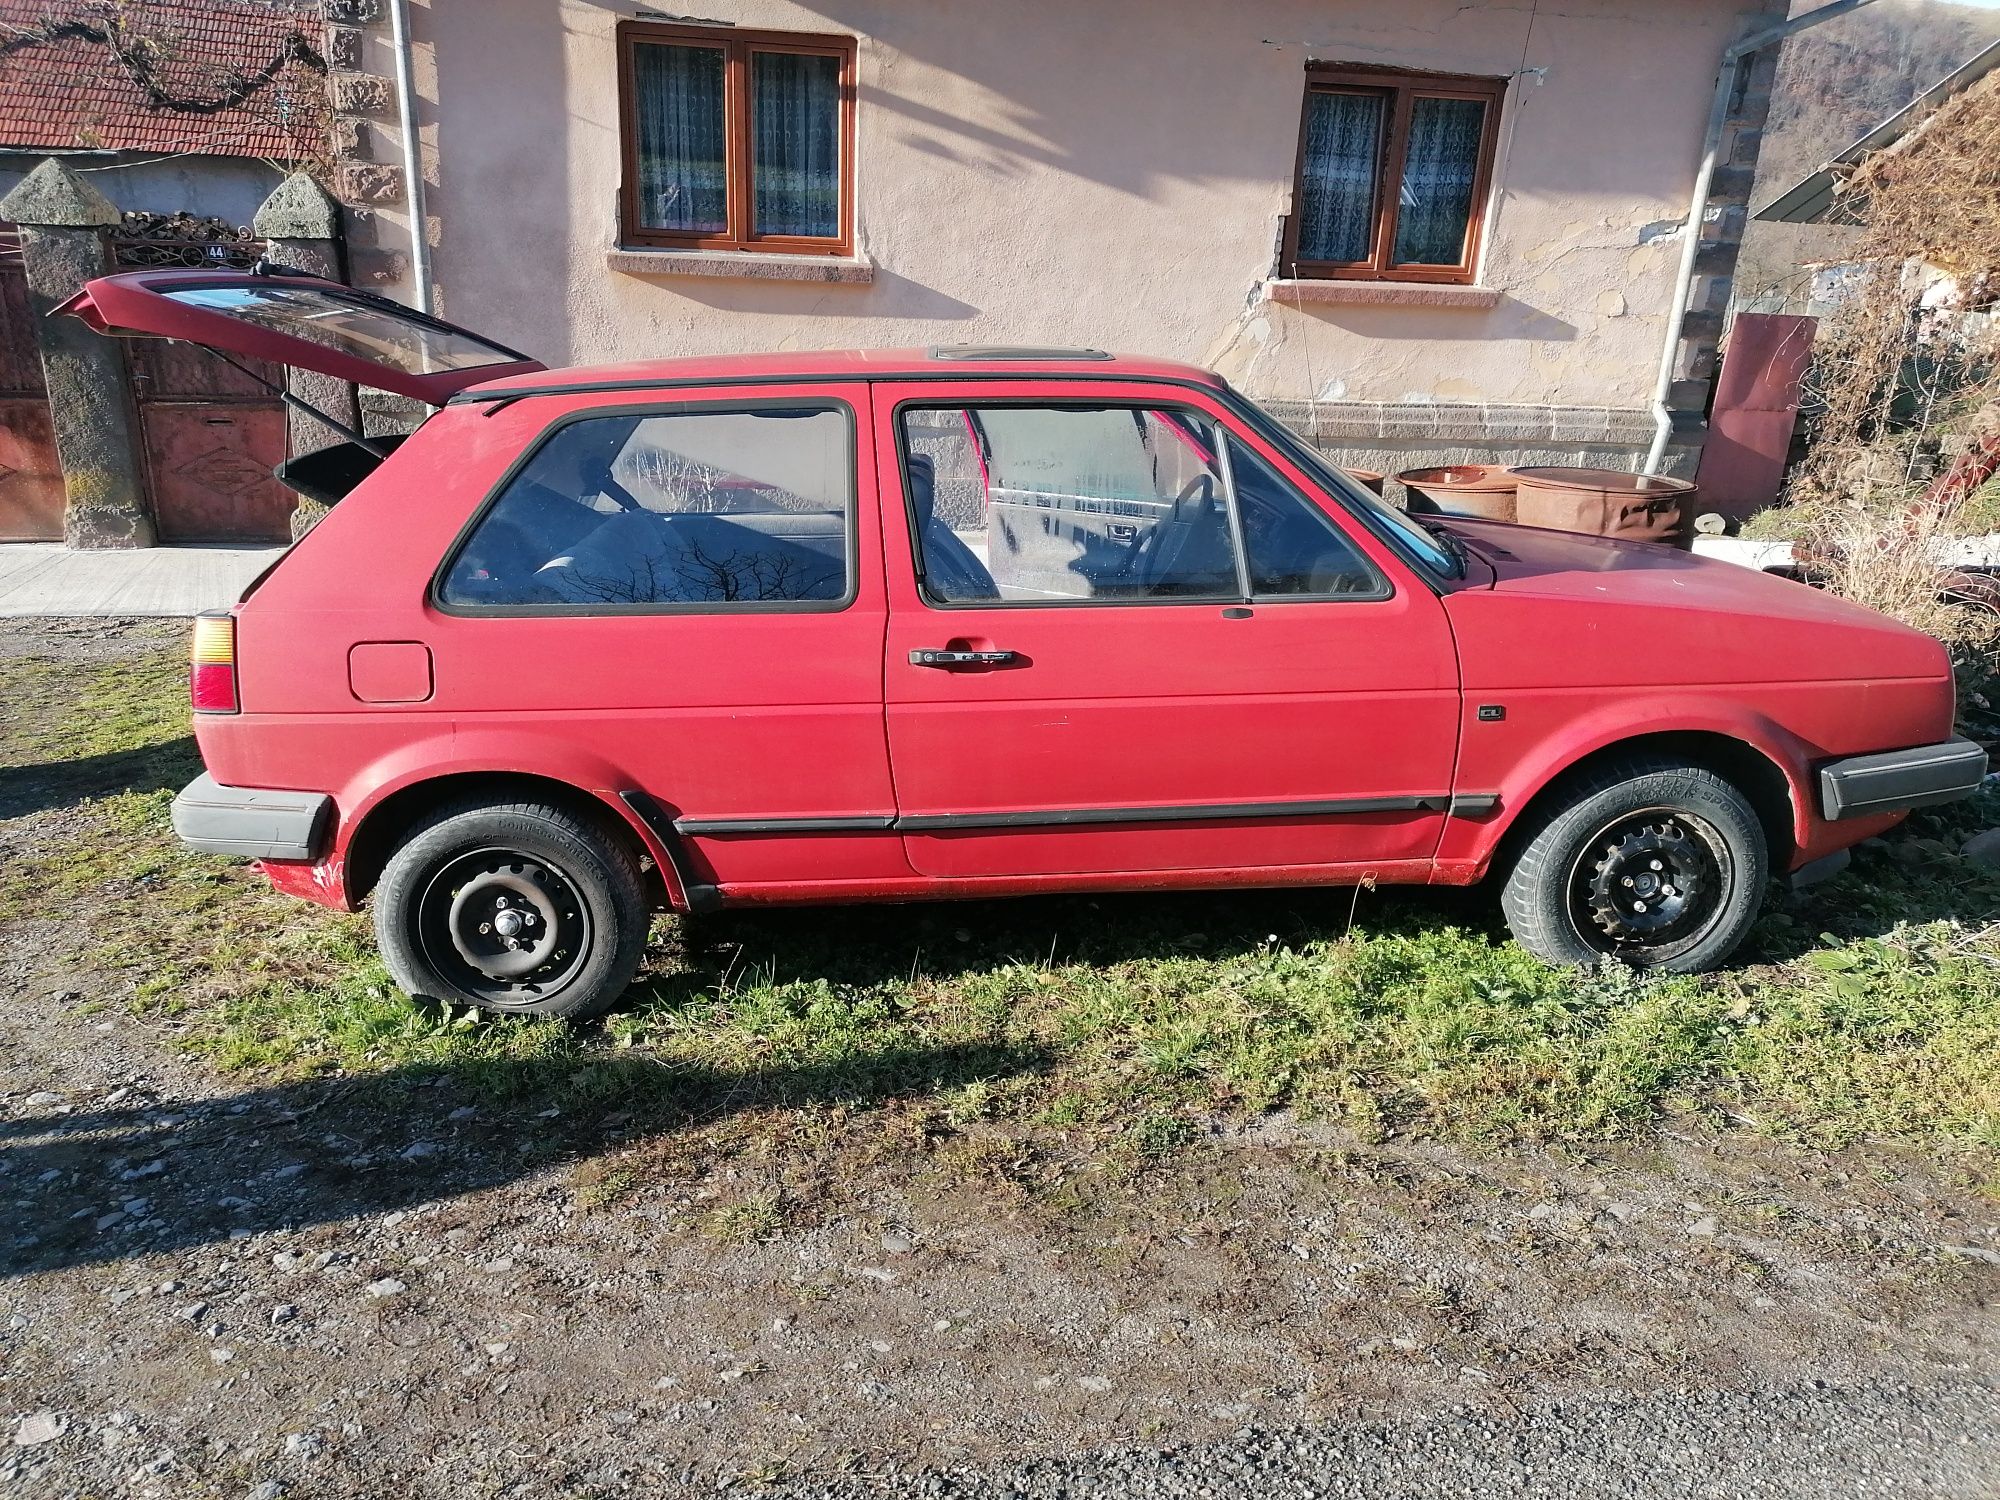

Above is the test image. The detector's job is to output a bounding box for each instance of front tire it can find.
[1500,758,1768,974]
[373,799,650,1021]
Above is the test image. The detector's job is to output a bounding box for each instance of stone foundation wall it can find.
[1265,403,1698,498]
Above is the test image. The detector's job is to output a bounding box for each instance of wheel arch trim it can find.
[1461,704,1810,877]
[328,732,696,910]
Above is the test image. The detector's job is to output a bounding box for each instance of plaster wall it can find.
[406,0,1761,435]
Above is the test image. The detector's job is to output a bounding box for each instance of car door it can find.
[878,378,1463,882]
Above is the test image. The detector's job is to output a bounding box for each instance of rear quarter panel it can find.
[205,385,901,909]
[201,402,689,905]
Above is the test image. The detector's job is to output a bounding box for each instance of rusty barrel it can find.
[1394,464,1518,521]
[1343,467,1386,496]
[1509,467,1698,550]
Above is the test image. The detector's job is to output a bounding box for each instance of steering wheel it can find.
[597,472,645,513]
[1124,473,1213,582]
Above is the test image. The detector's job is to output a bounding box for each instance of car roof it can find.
[457,346,1228,399]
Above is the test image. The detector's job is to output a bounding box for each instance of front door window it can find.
[901,402,1381,605]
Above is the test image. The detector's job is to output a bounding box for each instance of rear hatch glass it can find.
[56,269,544,405]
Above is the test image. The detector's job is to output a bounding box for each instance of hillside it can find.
[1736,0,2000,307]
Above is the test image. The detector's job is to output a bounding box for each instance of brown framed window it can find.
[617,21,856,256]
[1283,65,1505,284]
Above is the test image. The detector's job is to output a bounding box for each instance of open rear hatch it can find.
[57,267,546,502]
[56,267,544,404]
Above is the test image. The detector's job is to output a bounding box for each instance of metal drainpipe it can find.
[387,0,434,315]
[1642,0,1881,475]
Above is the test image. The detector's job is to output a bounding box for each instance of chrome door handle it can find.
[909,648,1018,668]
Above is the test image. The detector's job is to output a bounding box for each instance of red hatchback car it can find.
[65,269,1987,1020]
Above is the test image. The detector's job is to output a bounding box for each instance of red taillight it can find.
[190,612,239,714]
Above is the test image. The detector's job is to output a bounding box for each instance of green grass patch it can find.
[6,633,2000,1154]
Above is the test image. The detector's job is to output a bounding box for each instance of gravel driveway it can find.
[790,1380,2000,1498]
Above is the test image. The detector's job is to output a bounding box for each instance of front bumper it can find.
[1818,736,1989,821]
[171,774,332,861]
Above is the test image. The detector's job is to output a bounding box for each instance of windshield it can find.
[1220,387,1464,580]
[159,285,524,376]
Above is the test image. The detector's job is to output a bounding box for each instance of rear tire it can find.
[373,799,649,1021]
[1499,758,1768,974]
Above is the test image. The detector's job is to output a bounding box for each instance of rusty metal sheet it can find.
[141,402,291,543]
[1696,313,1818,521]
[0,227,62,539]
[0,397,64,540]
[129,334,277,403]
[0,235,46,399]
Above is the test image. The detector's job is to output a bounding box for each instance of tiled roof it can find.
[0,0,325,160]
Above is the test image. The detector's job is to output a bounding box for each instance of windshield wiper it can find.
[1410,513,1470,578]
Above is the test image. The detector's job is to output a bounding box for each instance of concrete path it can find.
[0,543,283,617]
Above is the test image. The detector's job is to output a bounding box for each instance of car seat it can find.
[907,452,999,601]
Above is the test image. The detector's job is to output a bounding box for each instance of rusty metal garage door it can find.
[0,226,66,542]
[130,334,291,544]
[119,228,292,545]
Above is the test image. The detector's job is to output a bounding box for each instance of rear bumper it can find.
[1818,736,1988,821]
[171,774,333,861]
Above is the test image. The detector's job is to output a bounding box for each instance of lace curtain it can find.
[632,43,727,233]
[1393,97,1487,266]
[752,51,841,237]
[1296,91,1384,264]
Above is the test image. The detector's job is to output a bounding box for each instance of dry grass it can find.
[1756,74,2000,712]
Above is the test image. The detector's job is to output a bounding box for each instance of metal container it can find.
[1342,467,1386,496]
[1509,467,1698,549]
[1394,464,1518,521]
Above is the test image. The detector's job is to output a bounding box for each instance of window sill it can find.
[1263,279,1502,309]
[608,246,875,284]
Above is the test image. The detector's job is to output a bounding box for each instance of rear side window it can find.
[439,405,853,609]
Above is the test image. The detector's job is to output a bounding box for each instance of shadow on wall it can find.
[640,268,978,324]
[427,0,575,366]
[1272,297,1579,345]
[807,0,1716,207]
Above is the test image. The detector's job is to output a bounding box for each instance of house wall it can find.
[370,0,1779,479]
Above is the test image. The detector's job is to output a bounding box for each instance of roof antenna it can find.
[250,255,312,278]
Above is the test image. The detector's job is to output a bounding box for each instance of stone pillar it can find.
[1658,4,1791,475]
[0,159,155,548]
[321,0,411,293]
[253,173,362,454]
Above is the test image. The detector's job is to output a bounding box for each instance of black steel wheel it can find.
[1502,758,1768,974]
[415,848,593,1008]
[1564,808,1729,966]
[375,799,649,1021]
